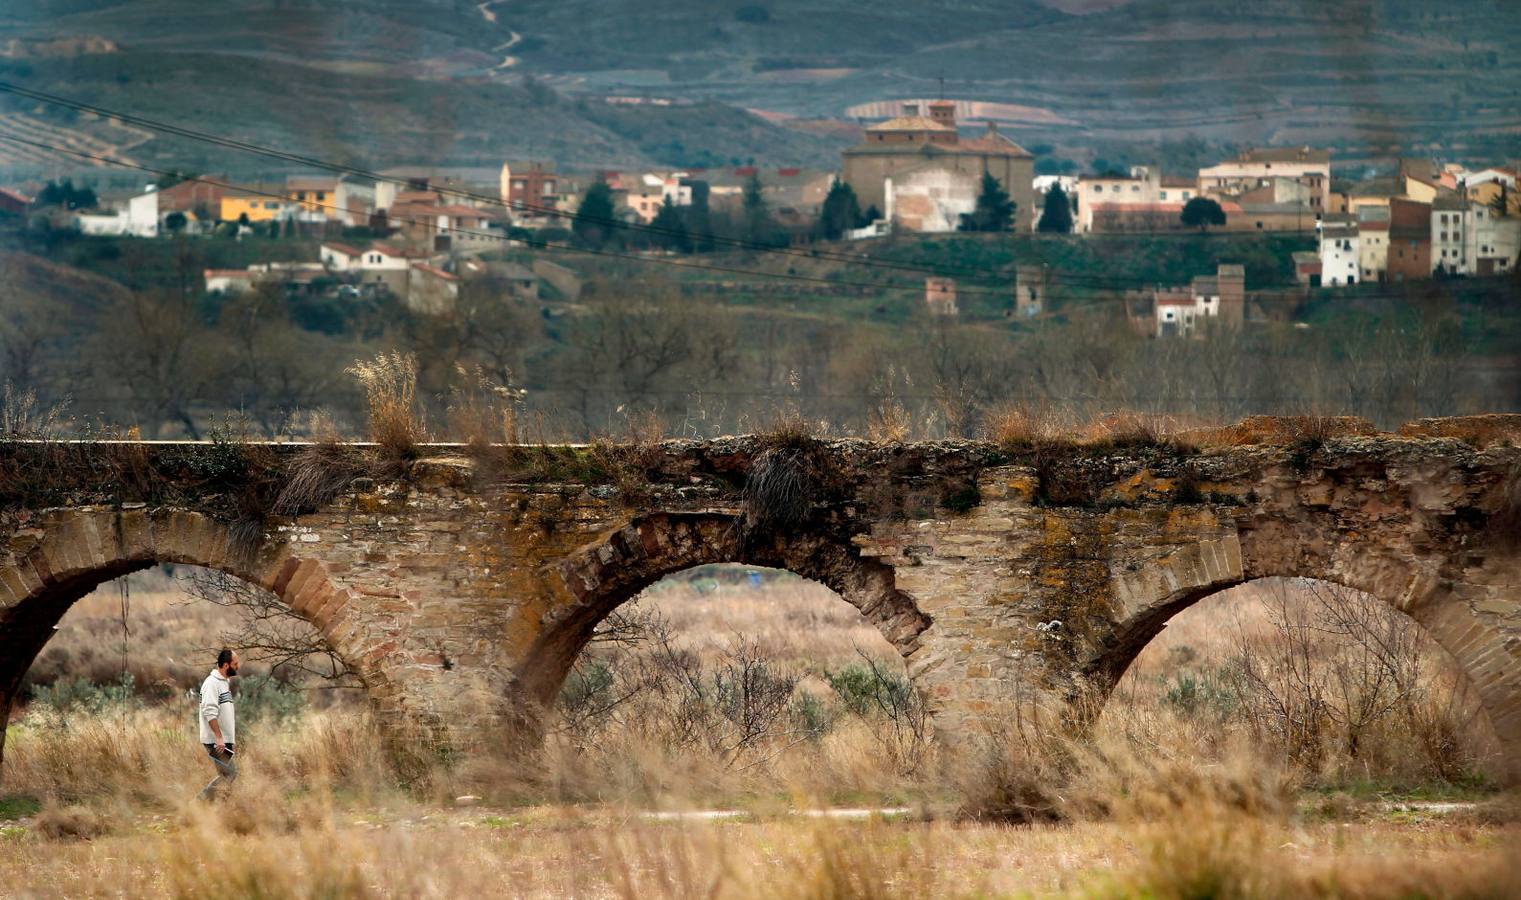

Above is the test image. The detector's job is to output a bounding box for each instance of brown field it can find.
[1,567,1517,898]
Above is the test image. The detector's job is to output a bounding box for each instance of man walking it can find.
[197,648,239,800]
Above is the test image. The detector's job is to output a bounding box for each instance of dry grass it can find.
[1182,414,1379,448]
[4,570,1516,897]
[984,403,1072,448]
[346,351,427,458]
[445,364,524,448]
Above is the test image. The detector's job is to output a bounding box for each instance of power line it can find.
[0,80,1324,294]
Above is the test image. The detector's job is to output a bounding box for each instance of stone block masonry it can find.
[1,423,1518,781]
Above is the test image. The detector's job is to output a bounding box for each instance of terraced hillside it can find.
[2,0,1518,175]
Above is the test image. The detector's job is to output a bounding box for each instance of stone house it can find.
[924,277,958,316]
[1198,147,1331,215]
[843,100,1035,231]
[1387,198,1433,282]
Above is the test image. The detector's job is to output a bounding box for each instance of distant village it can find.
[3,97,1517,338]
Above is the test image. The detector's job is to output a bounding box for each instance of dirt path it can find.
[478,0,520,69]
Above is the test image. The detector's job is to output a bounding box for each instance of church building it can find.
[842,100,1036,232]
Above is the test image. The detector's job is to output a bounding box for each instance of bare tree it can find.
[179,568,358,686]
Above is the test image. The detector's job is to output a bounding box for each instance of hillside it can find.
[0,2,850,175]
[2,0,1518,176]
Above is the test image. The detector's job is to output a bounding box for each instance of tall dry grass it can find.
[4,566,1517,899]
[346,350,427,458]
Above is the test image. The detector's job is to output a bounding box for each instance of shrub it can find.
[235,674,307,725]
[346,351,427,459]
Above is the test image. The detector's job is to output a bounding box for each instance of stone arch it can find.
[1075,531,1521,783]
[518,512,931,709]
[0,507,382,775]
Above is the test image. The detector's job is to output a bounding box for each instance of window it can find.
[1183,192,1191,199]
[1131,185,1140,193]
[297,191,307,200]
[1160,191,1168,200]
[1093,185,1103,193]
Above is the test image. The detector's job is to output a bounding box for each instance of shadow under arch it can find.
[1076,571,1520,783]
[518,512,932,709]
[0,508,378,776]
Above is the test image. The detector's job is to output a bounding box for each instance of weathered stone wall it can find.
[1,427,1518,780]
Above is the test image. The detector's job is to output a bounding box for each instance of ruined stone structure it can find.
[2,421,1519,780]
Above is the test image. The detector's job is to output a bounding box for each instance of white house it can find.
[1198,147,1331,214]
[1469,203,1520,275]
[1431,195,1470,275]
[1319,221,1360,286]
[75,186,159,237]
[320,241,366,271]
[203,269,257,294]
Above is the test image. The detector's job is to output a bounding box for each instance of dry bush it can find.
[1096,578,1505,791]
[346,351,427,459]
[1,381,70,437]
[983,403,1070,449]
[159,810,372,899]
[743,446,817,536]
[445,364,524,448]
[1189,414,1379,448]
[273,439,372,518]
[952,701,1073,823]
[1081,410,1189,448]
[865,365,914,443]
[1398,413,1521,447]
[32,803,112,841]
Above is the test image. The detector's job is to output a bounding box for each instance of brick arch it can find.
[1075,534,1521,783]
[0,507,381,776]
[518,512,931,708]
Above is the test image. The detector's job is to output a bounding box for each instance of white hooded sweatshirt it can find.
[198,670,235,745]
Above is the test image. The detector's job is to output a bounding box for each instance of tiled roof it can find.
[1234,147,1331,165]
[411,262,458,281]
[322,242,364,256]
[373,244,427,258]
[866,116,954,132]
[286,176,338,191]
[957,132,1033,157]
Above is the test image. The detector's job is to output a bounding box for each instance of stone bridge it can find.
[2,420,1519,780]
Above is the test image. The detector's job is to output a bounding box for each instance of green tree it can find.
[743,173,783,247]
[686,181,715,252]
[651,196,691,252]
[817,180,863,241]
[958,172,1016,233]
[573,181,618,249]
[1490,182,1513,218]
[1037,184,1073,233]
[1181,196,1227,231]
[164,211,188,233]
